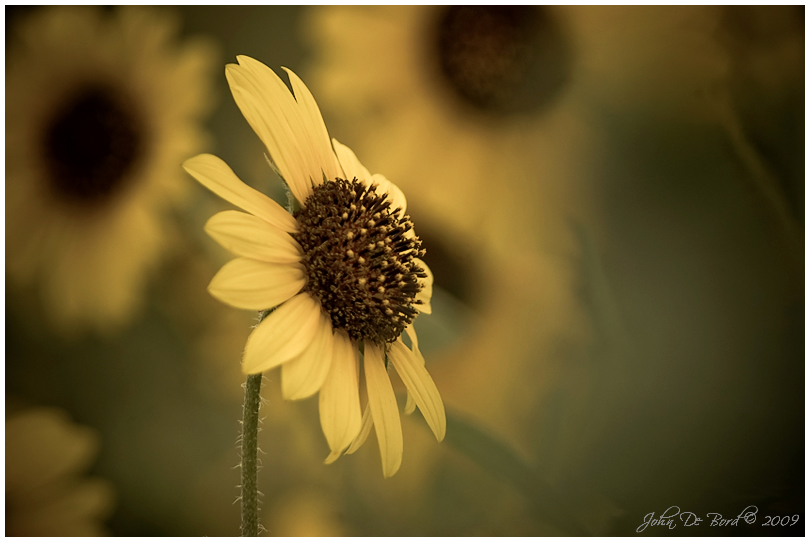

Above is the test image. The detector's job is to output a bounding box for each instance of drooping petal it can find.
[282,67,342,184]
[369,173,407,216]
[319,331,362,459]
[208,258,305,311]
[364,342,403,478]
[242,293,323,374]
[414,258,433,314]
[388,340,446,442]
[281,311,335,400]
[182,154,297,233]
[403,324,425,415]
[332,138,371,183]
[345,403,373,456]
[205,210,303,264]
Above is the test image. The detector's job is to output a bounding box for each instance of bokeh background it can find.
[5,5,804,536]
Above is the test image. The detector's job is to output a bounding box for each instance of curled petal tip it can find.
[323,449,342,465]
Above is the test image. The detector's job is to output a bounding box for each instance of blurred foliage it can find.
[6,5,804,537]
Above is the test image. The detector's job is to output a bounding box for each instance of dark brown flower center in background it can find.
[434,5,572,115]
[43,85,143,204]
[293,178,426,344]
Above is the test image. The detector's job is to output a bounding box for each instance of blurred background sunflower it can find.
[6,5,217,334]
[5,5,804,536]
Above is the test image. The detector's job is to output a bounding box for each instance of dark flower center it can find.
[43,84,143,204]
[434,5,571,115]
[293,178,426,344]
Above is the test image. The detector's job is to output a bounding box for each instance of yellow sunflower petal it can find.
[182,154,297,233]
[208,258,305,311]
[414,258,433,314]
[323,448,343,465]
[205,210,303,264]
[206,256,303,307]
[281,311,335,400]
[403,324,425,415]
[283,67,342,184]
[319,331,362,458]
[345,403,373,456]
[227,57,320,205]
[405,385,417,416]
[242,293,322,374]
[389,340,446,442]
[332,138,372,183]
[364,342,403,478]
[404,323,421,351]
[225,66,309,205]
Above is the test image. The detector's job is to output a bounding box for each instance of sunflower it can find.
[299,5,589,440]
[6,6,216,333]
[301,6,730,443]
[182,56,445,478]
[6,407,115,536]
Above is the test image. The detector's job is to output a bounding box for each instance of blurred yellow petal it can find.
[365,342,403,477]
[266,489,346,537]
[281,312,335,400]
[5,407,114,536]
[319,331,362,456]
[208,258,305,311]
[205,210,303,264]
[5,409,99,495]
[12,479,115,537]
[242,293,322,374]
[183,154,297,233]
[389,340,446,441]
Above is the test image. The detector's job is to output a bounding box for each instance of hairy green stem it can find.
[239,203,293,536]
[241,373,262,536]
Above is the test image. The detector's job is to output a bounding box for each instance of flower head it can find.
[183,56,444,477]
[6,6,216,333]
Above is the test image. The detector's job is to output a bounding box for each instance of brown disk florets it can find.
[44,84,143,205]
[434,5,571,115]
[293,178,426,344]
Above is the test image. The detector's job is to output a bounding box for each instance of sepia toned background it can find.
[6,5,804,536]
